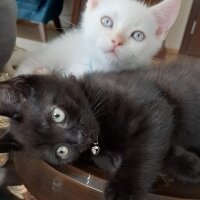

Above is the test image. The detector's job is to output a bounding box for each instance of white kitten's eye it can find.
[101,16,113,28]
[131,31,145,41]
[52,107,66,123]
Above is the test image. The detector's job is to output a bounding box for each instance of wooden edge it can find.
[13,151,104,200]
[13,151,200,200]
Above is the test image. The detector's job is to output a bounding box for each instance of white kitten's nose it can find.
[112,36,123,48]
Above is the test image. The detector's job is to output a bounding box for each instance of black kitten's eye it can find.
[56,145,70,159]
[52,107,66,123]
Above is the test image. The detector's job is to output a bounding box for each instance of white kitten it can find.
[15,0,181,77]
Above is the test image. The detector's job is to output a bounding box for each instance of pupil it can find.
[54,114,60,118]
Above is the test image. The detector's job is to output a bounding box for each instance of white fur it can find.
[15,0,181,77]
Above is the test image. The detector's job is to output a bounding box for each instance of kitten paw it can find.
[166,146,200,184]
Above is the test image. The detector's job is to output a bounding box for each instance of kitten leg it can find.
[104,142,168,200]
[164,145,200,184]
[104,104,173,200]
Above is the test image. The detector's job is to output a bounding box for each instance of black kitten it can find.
[1,61,200,200]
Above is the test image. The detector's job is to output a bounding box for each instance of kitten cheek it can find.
[129,42,146,55]
[97,38,112,49]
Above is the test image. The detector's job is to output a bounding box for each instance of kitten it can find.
[15,0,181,77]
[1,60,200,200]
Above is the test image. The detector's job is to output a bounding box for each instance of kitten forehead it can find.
[95,0,150,19]
[85,0,155,33]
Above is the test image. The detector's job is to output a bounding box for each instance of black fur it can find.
[1,61,200,200]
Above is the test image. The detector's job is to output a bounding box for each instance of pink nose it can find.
[112,37,123,47]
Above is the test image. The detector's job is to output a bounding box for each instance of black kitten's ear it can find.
[0,76,31,118]
[0,132,22,153]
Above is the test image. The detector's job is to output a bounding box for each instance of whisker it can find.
[83,82,102,109]
[94,109,106,119]
[90,88,104,109]
[94,100,109,114]
[92,99,110,120]
[92,97,107,114]
[60,17,80,28]
[93,104,108,119]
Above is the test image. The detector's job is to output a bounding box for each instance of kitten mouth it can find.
[70,138,93,154]
[105,50,120,61]
[105,48,116,54]
[104,49,119,58]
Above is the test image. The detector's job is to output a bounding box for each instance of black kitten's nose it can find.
[77,130,87,144]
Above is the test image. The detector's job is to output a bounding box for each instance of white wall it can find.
[165,0,193,50]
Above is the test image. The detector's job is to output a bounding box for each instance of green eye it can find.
[101,16,113,28]
[52,107,65,123]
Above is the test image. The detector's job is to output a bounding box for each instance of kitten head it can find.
[0,75,99,165]
[81,0,181,65]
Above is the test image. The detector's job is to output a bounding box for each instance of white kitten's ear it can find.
[150,0,181,38]
[86,0,100,10]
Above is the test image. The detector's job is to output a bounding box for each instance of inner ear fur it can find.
[150,0,181,38]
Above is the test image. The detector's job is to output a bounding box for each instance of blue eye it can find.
[131,31,145,41]
[101,16,113,28]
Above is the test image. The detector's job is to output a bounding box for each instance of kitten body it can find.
[1,60,200,199]
[15,0,181,76]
